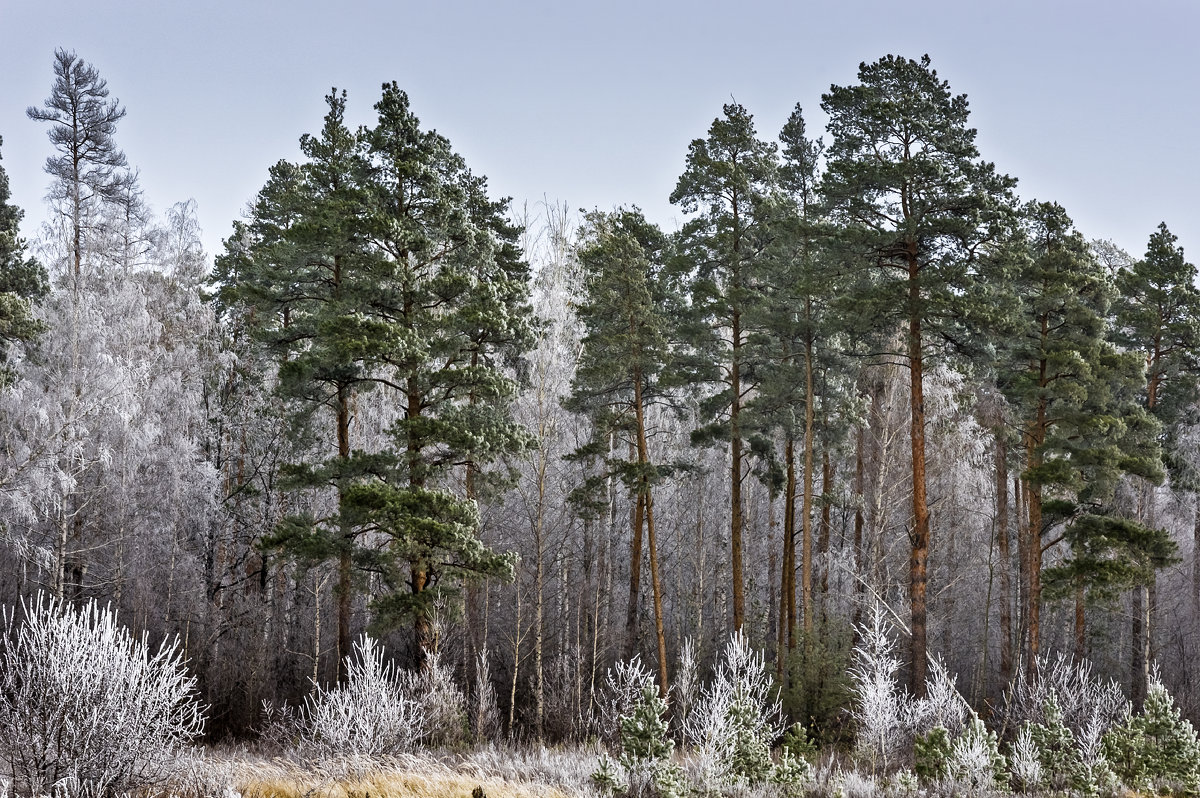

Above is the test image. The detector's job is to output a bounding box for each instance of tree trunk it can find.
[801,335,816,644]
[853,422,866,634]
[633,374,669,697]
[995,430,1013,684]
[907,263,931,698]
[624,486,645,659]
[336,382,352,682]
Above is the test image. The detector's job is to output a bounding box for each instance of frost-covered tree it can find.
[27,48,136,280]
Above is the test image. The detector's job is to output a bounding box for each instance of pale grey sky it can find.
[2,0,1197,264]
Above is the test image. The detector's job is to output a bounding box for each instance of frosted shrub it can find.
[684,631,788,790]
[945,713,1007,794]
[851,604,906,775]
[1007,653,1124,740]
[298,635,424,758]
[472,646,500,743]
[412,647,468,746]
[1008,725,1041,793]
[599,656,657,744]
[0,594,204,797]
[593,657,682,798]
[910,659,969,737]
[672,637,700,737]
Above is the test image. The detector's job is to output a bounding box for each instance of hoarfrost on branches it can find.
[0,594,203,797]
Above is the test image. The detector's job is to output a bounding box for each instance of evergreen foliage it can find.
[821,53,1018,694]
[1104,675,1200,794]
[214,85,528,667]
[0,135,47,380]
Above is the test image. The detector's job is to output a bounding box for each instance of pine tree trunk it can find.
[853,422,866,635]
[336,383,352,682]
[995,430,1013,684]
[801,336,816,644]
[633,374,669,697]
[907,263,931,698]
[624,487,645,659]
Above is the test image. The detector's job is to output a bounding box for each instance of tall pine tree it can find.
[821,54,1016,694]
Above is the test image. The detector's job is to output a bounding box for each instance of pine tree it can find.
[27,49,136,280]
[215,86,528,672]
[821,54,1017,694]
[567,208,676,696]
[349,83,531,666]
[0,135,48,375]
[1104,675,1200,794]
[670,102,777,632]
[1112,223,1200,703]
[996,202,1168,666]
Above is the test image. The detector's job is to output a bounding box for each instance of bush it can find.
[295,635,424,758]
[684,631,789,790]
[0,594,204,797]
[593,659,682,798]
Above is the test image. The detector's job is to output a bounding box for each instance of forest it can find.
[2,48,1200,798]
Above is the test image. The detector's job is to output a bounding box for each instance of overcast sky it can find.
[2,0,1197,265]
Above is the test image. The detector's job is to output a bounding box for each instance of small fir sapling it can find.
[1104,673,1200,794]
[593,656,682,798]
[1027,693,1086,794]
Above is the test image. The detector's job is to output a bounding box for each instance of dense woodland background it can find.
[1,49,1199,745]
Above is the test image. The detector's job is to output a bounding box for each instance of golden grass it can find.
[237,769,572,798]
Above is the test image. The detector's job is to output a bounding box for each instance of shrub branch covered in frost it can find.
[593,655,682,797]
[683,631,789,789]
[414,647,468,746]
[599,655,656,745]
[0,594,204,797]
[909,658,969,737]
[850,603,906,774]
[297,635,424,758]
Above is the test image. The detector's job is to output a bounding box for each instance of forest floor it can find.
[163,746,596,798]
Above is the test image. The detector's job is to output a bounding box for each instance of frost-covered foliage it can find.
[593,656,682,798]
[415,647,469,747]
[850,604,907,774]
[945,713,1007,794]
[909,659,970,737]
[1008,725,1041,793]
[1104,673,1200,794]
[672,637,700,737]
[599,655,658,745]
[1005,656,1126,796]
[684,631,787,790]
[1006,653,1125,741]
[472,646,500,743]
[0,594,204,797]
[294,635,424,759]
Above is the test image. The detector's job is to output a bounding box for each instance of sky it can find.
[1,0,1198,265]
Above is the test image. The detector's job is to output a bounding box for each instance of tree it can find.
[27,48,135,280]
[670,102,777,632]
[214,90,386,678]
[0,134,48,373]
[347,82,530,667]
[216,85,529,673]
[568,208,677,696]
[997,202,1167,667]
[821,54,1017,694]
[1111,222,1200,703]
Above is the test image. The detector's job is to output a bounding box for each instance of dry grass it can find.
[158,749,588,798]
[236,770,572,798]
